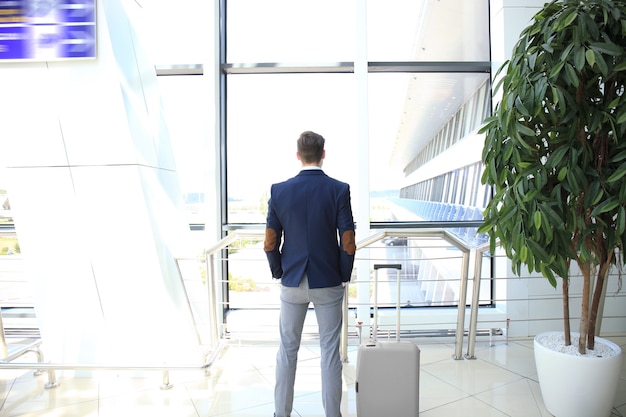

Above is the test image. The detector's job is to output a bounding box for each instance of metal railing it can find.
[203,228,479,360]
[348,228,471,360]
[0,252,229,390]
[0,226,490,390]
[0,313,6,358]
[466,241,493,359]
[0,330,225,391]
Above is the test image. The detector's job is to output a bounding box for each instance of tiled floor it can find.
[0,335,625,416]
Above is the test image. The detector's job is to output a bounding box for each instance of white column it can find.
[354,0,372,331]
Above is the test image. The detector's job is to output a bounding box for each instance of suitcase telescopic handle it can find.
[371,264,402,343]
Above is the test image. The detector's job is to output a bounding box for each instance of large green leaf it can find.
[545,145,569,170]
[606,162,626,183]
[586,48,596,67]
[589,41,624,56]
[590,198,620,216]
[533,210,542,230]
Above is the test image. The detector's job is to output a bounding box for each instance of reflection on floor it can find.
[0,335,625,416]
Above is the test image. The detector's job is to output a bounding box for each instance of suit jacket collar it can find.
[297,169,325,176]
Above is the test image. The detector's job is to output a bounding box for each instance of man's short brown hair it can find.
[297,131,325,163]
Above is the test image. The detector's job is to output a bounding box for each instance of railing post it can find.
[466,243,497,359]
[0,312,7,358]
[206,252,219,350]
[453,250,470,360]
[466,248,484,359]
[161,370,173,390]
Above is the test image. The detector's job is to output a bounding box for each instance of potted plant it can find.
[479,0,625,416]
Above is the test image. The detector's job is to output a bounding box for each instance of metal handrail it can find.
[350,228,471,360]
[0,227,480,391]
[204,230,268,346]
[0,249,230,390]
[208,228,473,360]
[0,344,220,390]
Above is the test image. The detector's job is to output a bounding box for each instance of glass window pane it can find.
[364,238,466,308]
[139,0,213,65]
[226,73,357,224]
[158,75,215,225]
[226,235,277,308]
[226,0,356,63]
[367,0,490,62]
[368,72,490,228]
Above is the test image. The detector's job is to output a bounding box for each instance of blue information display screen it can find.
[0,0,96,61]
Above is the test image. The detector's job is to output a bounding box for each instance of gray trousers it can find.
[274,276,344,417]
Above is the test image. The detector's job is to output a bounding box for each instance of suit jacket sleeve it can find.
[337,185,356,282]
[264,193,283,278]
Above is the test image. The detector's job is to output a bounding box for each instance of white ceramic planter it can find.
[534,331,622,417]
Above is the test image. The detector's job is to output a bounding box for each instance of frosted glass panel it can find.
[367,0,490,62]
[227,0,355,63]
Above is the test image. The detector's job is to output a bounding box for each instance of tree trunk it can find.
[588,254,613,350]
[562,277,571,346]
[578,260,591,355]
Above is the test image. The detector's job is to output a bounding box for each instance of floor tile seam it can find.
[228,341,276,350]
[295,358,324,369]
[469,340,536,357]
[209,398,275,416]
[419,363,530,398]
[468,392,515,417]
[418,392,472,414]
[468,379,547,416]
[499,339,537,350]
[467,366,538,392]
[254,366,274,388]
[95,381,177,402]
[418,356,464,367]
[523,377,549,416]
[419,353,464,367]
[0,402,53,417]
[251,363,277,373]
[165,373,219,387]
[220,356,275,379]
[184,384,205,417]
[0,404,25,417]
[2,381,98,408]
[0,379,15,413]
[418,367,475,396]
[292,390,324,401]
[469,374,532,398]
[0,396,100,416]
[469,355,538,380]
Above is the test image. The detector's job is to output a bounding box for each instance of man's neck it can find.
[301,160,322,168]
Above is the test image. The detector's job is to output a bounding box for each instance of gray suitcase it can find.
[355,264,420,416]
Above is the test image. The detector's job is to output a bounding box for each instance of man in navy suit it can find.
[264,131,356,417]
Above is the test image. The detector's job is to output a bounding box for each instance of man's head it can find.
[297,131,325,166]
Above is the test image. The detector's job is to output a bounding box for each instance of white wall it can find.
[0,0,201,366]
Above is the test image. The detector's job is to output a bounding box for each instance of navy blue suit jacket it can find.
[265,169,355,288]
